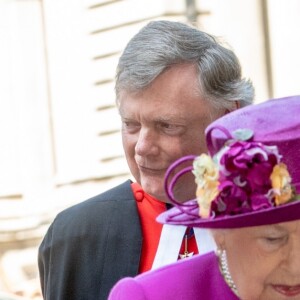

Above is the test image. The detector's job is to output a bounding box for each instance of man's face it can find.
[118,64,226,202]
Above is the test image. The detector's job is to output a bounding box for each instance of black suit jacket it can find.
[38,180,143,300]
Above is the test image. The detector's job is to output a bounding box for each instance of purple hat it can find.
[158,96,300,228]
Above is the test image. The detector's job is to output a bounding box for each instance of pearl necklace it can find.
[218,249,239,297]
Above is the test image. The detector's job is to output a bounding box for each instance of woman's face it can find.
[216,220,300,300]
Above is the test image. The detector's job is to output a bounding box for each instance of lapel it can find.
[100,180,143,293]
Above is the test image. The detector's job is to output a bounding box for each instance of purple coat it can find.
[108,252,239,299]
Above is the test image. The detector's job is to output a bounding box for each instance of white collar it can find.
[151,224,216,270]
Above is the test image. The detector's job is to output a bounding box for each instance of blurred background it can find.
[0,0,299,299]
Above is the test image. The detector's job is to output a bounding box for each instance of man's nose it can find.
[135,128,159,156]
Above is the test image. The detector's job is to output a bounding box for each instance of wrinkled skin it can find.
[118,63,228,203]
[214,220,300,300]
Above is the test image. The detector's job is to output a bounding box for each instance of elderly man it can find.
[38,20,254,300]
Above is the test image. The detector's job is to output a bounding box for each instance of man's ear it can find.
[235,100,241,109]
[224,100,240,115]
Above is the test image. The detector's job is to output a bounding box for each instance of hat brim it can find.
[157,200,300,229]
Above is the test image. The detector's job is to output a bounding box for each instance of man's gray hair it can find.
[115,20,254,109]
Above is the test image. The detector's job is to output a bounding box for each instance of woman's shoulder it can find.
[108,277,147,300]
[109,252,219,300]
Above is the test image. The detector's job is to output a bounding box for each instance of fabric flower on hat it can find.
[210,181,250,217]
[218,141,280,190]
[270,163,293,205]
[192,154,219,218]
[211,140,280,216]
[192,128,295,219]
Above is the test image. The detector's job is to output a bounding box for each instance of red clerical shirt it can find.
[131,182,199,273]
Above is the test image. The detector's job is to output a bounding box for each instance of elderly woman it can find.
[108,95,300,300]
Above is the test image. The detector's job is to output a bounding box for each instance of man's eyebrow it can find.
[155,114,187,122]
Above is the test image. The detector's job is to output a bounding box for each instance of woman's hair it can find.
[115,20,254,110]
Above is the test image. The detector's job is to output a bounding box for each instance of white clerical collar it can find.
[151,224,216,270]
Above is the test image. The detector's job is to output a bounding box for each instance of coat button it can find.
[135,191,144,202]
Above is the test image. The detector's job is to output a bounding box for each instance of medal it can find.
[179,230,194,259]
